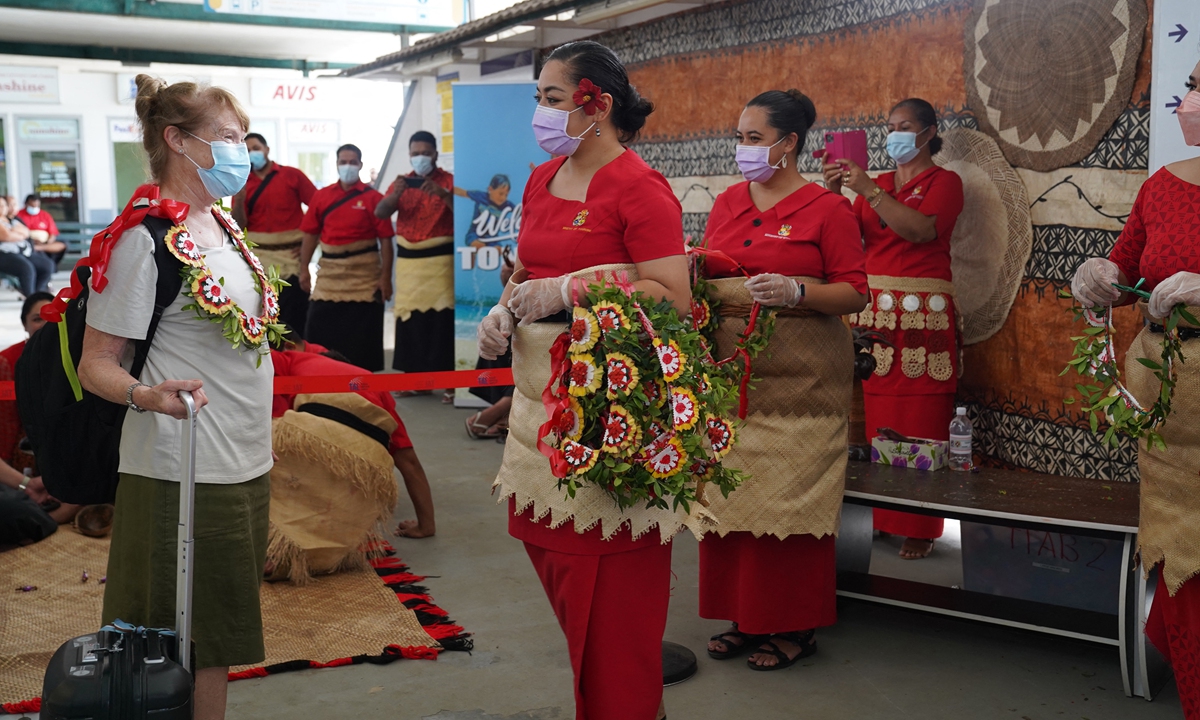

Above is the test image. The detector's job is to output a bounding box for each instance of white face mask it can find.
[25,206,40,216]
[411,154,435,176]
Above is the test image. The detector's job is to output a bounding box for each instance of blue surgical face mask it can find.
[248,150,267,171]
[411,154,434,176]
[25,206,40,216]
[184,131,251,198]
[886,128,931,165]
[338,163,361,184]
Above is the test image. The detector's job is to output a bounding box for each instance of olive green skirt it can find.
[102,472,270,669]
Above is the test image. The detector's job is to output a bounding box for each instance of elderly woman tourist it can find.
[78,75,274,720]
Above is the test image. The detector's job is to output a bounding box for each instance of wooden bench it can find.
[836,460,1165,701]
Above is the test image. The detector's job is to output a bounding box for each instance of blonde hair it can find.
[134,74,250,182]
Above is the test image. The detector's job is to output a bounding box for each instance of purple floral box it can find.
[870,437,948,471]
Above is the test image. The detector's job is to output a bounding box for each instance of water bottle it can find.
[948,407,973,471]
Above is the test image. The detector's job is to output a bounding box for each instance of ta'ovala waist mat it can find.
[393,235,454,321]
[312,239,380,303]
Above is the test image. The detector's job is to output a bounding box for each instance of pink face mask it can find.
[1180,90,1200,147]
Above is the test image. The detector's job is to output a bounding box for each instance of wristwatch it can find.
[127,382,150,414]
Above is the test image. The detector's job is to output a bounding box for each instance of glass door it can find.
[292,145,336,188]
[27,148,80,223]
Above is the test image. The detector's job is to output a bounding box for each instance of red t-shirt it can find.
[1109,168,1200,295]
[852,166,963,281]
[300,181,393,246]
[703,181,868,292]
[238,163,317,234]
[386,168,455,242]
[271,348,412,451]
[0,341,29,470]
[517,151,684,279]
[15,210,57,237]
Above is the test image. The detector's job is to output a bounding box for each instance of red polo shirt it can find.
[703,181,867,292]
[238,163,317,234]
[517,151,684,279]
[15,209,57,238]
[300,181,393,246]
[852,166,963,281]
[387,167,455,242]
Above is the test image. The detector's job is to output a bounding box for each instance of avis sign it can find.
[251,78,320,107]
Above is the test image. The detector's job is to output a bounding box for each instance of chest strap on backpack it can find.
[58,320,83,402]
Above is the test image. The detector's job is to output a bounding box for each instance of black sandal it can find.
[707,624,762,660]
[747,630,817,671]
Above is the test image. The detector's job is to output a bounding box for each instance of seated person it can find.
[0,196,54,298]
[272,346,436,539]
[0,293,80,546]
[16,195,68,267]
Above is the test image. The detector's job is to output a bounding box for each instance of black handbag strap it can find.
[296,402,391,449]
[130,216,188,381]
[319,187,367,224]
[244,169,278,219]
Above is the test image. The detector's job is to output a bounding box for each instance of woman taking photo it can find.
[78,75,274,720]
[1071,58,1200,718]
[825,98,964,560]
[478,41,692,720]
[699,90,867,669]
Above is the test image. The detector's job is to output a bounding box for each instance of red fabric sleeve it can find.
[620,171,685,263]
[1109,187,1147,286]
[47,214,59,236]
[373,391,413,451]
[296,169,317,207]
[375,202,395,239]
[915,169,964,241]
[701,191,729,245]
[299,194,324,235]
[818,197,869,293]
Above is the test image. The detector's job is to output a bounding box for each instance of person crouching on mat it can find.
[699,89,868,670]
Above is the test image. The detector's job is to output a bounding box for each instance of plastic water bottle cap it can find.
[956,407,967,415]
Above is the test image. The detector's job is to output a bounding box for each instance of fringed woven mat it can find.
[0,530,471,713]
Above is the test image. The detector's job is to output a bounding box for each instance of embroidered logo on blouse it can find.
[777,224,792,237]
[572,209,589,227]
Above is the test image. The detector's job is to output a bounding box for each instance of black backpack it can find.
[16,215,183,505]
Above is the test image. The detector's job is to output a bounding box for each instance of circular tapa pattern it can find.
[934,128,1033,345]
[963,0,1147,172]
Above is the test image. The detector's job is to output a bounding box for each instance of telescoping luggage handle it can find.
[176,390,197,672]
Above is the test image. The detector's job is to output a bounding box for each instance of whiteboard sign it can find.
[1150,0,1200,171]
[203,0,453,28]
[0,66,59,104]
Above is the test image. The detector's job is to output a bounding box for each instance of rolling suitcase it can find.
[41,391,201,719]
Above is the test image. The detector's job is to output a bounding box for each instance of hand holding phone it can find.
[403,176,426,189]
[821,130,869,171]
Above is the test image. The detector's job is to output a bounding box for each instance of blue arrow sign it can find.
[1168,96,1183,114]
[1169,24,1189,42]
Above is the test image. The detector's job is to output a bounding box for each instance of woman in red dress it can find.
[699,89,868,669]
[477,41,692,720]
[825,98,964,559]
[1072,58,1200,719]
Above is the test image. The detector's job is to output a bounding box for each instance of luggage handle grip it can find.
[176,390,197,672]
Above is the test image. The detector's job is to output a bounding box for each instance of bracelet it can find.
[127,382,150,414]
[18,475,30,492]
[868,187,885,209]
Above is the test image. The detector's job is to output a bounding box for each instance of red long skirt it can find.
[1146,568,1200,719]
[698,531,837,635]
[864,392,955,539]
[524,538,672,720]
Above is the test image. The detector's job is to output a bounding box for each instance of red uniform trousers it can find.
[1146,568,1200,719]
[864,392,955,539]
[698,531,837,635]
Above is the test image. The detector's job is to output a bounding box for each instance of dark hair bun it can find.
[545,41,652,144]
[747,89,818,155]
[785,89,817,128]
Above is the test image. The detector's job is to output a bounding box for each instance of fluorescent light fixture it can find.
[573,0,673,24]
[400,49,463,75]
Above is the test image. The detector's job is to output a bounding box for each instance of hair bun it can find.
[785,89,817,128]
[135,74,166,99]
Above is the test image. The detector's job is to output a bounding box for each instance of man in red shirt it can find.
[15,195,67,267]
[233,133,318,337]
[298,143,394,371]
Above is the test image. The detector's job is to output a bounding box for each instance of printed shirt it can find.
[852,165,964,281]
[239,163,317,233]
[15,210,57,237]
[517,150,685,279]
[387,168,455,243]
[300,180,393,246]
[703,181,868,292]
[270,349,412,451]
[1109,167,1200,294]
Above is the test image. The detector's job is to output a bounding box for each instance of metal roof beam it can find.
[0,0,452,35]
[0,41,357,72]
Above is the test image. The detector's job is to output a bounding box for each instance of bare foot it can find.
[748,631,815,668]
[394,519,435,538]
[708,624,749,655]
[899,537,935,560]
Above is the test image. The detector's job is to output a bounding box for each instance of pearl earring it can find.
[595,127,601,137]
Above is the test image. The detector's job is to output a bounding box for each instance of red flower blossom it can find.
[573,78,608,115]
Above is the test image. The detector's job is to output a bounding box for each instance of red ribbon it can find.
[42,184,190,323]
[536,333,573,479]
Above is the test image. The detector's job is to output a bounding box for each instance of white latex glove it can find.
[1148,271,1200,320]
[744,273,803,308]
[477,305,514,360]
[508,276,572,326]
[1070,258,1121,308]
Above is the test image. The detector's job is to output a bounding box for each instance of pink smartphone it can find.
[820,129,869,170]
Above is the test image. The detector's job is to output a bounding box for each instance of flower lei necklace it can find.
[165,206,287,356]
[1060,279,1196,451]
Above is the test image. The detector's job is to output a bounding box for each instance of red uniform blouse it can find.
[511,149,684,554]
[300,181,393,246]
[1109,168,1200,294]
[387,168,455,242]
[853,166,964,281]
[517,151,684,279]
[270,348,412,451]
[0,341,31,471]
[14,210,57,237]
[238,163,317,233]
[703,181,867,291]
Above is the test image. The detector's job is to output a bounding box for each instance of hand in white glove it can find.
[1148,271,1200,320]
[508,276,572,326]
[477,305,514,360]
[744,273,803,308]
[1070,258,1121,308]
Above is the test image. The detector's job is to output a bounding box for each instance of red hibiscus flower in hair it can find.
[574,79,608,115]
